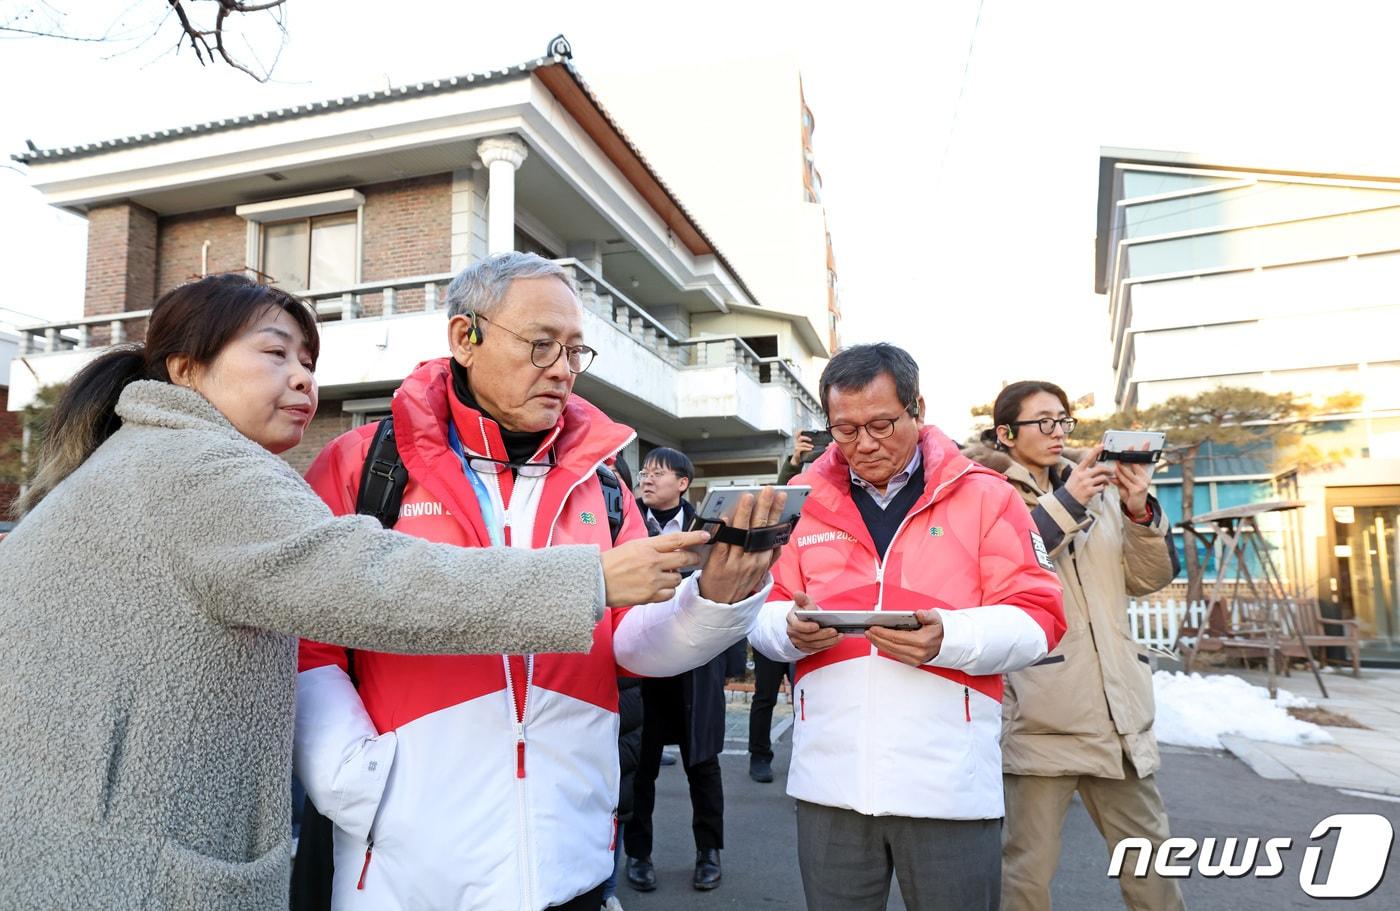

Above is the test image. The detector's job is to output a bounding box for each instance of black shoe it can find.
[625,856,657,892]
[748,755,774,783]
[693,849,721,890]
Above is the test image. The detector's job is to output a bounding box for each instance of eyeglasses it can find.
[477,314,597,374]
[637,470,676,482]
[827,406,916,444]
[465,452,557,477]
[1010,417,1077,436]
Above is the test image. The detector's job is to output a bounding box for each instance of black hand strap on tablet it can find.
[691,517,797,552]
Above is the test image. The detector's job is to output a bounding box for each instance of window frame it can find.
[237,189,364,293]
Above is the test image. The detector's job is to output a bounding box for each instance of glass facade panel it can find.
[1126,206,1400,279]
[1121,171,1239,200]
[1123,183,1400,239]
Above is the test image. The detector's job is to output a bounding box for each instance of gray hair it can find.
[444,251,577,319]
[819,342,921,416]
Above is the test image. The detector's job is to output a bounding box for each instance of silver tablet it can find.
[793,610,922,633]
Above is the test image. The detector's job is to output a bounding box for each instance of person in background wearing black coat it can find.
[625,448,728,893]
[601,456,644,911]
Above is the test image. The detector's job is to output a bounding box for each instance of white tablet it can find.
[793,610,922,633]
[1099,430,1165,464]
[692,484,812,527]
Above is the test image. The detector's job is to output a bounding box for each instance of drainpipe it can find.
[201,240,211,277]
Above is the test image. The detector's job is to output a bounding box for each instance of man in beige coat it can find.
[969,380,1183,911]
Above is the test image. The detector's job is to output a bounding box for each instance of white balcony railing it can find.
[14,260,822,425]
[556,258,822,422]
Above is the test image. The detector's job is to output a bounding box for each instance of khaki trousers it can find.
[1002,766,1186,911]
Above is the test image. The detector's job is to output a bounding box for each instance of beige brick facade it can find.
[361,174,453,315]
[84,202,158,318]
[155,207,248,297]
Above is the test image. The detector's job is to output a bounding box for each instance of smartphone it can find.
[800,430,833,463]
[1098,430,1166,464]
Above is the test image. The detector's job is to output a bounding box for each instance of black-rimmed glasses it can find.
[1010,417,1077,435]
[477,314,596,374]
[827,405,917,444]
[465,452,557,477]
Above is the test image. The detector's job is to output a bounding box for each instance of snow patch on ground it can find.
[1152,671,1334,750]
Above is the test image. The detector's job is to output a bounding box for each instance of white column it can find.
[476,135,529,256]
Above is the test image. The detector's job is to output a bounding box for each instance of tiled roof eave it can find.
[13,58,557,164]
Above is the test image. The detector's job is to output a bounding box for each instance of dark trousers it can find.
[625,718,724,858]
[795,800,1001,911]
[748,649,793,761]
[549,881,606,909]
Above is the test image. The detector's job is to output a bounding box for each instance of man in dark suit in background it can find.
[625,447,728,893]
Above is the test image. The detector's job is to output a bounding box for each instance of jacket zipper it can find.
[800,689,805,721]
[504,655,532,778]
[357,839,373,890]
[964,686,971,723]
[502,654,536,907]
[865,462,977,808]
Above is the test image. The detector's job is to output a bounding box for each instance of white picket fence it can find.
[1126,599,1212,651]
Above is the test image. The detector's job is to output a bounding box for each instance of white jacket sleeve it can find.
[748,600,808,663]
[924,604,1050,675]
[613,572,773,676]
[294,665,397,842]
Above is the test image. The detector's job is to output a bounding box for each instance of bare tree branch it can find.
[2,1,287,80]
[0,24,108,41]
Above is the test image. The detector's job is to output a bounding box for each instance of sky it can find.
[4,0,1400,437]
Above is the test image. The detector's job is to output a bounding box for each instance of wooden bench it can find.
[1182,599,1360,677]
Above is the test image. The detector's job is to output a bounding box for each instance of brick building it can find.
[11,44,833,490]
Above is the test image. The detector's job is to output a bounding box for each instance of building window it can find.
[262,212,357,292]
[236,188,365,293]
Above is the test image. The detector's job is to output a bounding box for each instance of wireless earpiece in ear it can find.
[466,312,485,346]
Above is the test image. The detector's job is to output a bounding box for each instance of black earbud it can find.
[466,312,485,346]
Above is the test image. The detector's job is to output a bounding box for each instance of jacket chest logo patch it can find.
[580,512,597,525]
[930,526,944,537]
[1029,531,1055,570]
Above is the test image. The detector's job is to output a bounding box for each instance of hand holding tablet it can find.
[787,594,946,666]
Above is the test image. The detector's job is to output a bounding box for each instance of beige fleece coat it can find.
[965,443,1175,779]
[0,381,603,910]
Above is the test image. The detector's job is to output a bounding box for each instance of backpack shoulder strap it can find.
[595,464,625,545]
[356,417,409,529]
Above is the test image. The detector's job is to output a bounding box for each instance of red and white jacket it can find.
[294,359,769,911]
[749,427,1065,820]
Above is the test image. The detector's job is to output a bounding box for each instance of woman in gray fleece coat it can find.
[0,274,702,910]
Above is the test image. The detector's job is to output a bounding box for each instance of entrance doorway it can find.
[1327,487,1400,661]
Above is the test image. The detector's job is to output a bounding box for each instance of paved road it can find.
[616,734,1400,910]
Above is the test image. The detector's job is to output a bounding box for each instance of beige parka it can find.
[965,443,1175,779]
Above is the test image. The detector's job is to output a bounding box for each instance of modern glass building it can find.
[1096,148,1400,663]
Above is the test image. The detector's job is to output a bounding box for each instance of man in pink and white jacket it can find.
[294,253,782,911]
[749,343,1066,911]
